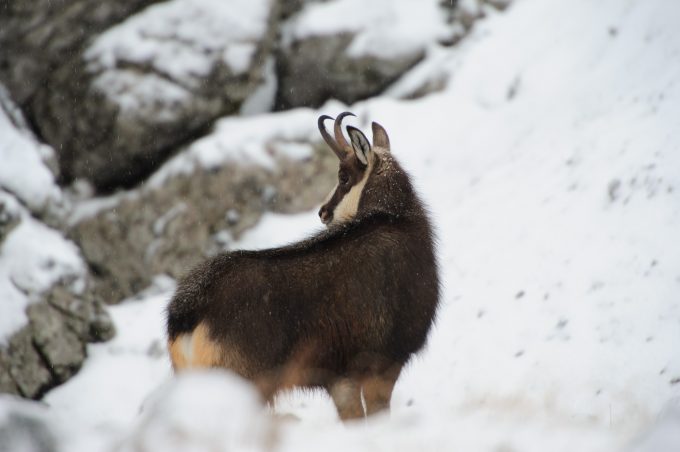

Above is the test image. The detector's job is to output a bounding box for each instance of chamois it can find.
[166,112,439,420]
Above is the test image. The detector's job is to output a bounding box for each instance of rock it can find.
[27,303,86,384]
[45,285,115,343]
[0,350,19,396]
[276,33,424,109]
[0,0,163,105]
[0,283,115,399]
[0,190,114,399]
[71,138,336,304]
[274,0,454,109]
[279,0,326,19]
[6,329,53,399]
[24,0,280,192]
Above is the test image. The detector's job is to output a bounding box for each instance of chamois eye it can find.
[339,172,349,185]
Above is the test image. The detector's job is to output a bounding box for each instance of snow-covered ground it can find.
[3,0,680,450]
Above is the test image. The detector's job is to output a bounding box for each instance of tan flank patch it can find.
[168,337,188,371]
[168,322,255,378]
[168,322,222,371]
[191,322,223,368]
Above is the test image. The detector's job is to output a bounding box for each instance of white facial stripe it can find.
[332,160,372,224]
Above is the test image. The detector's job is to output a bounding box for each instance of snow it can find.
[146,108,339,186]
[119,372,270,452]
[0,192,87,343]
[1,0,680,450]
[85,0,272,116]
[286,0,453,59]
[0,89,63,214]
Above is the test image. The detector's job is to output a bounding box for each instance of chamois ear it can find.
[346,126,371,166]
[371,122,390,152]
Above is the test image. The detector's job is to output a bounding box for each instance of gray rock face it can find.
[1,285,114,399]
[0,0,163,106]
[71,140,336,304]
[0,191,114,399]
[275,33,424,109]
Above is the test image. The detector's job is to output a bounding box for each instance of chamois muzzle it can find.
[318,205,331,224]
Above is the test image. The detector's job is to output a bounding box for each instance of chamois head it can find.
[318,112,415,226]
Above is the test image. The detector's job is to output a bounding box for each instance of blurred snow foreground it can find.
[1,0,680,450]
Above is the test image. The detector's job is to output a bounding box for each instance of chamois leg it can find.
[256,342,325,403]
[328,378,364,420]
[362,364,403,416]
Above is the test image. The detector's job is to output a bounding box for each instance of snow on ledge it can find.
[286,0,453,59]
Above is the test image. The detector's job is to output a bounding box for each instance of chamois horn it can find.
[318,112,356,159]
[334,111,355,152]
[318,115,345,159]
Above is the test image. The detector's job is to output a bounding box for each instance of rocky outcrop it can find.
[0,0,502,192]
[0,190,114,399]
[1,284,114,399]
[1,0,281,192]
[0,0,163,106]
[71,138,336,304]
[275,33,424,109]
[275,0,513,109]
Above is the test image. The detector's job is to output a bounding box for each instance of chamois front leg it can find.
[328,378,364,420]
[361,363,403,416]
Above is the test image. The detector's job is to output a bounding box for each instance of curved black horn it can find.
[334,112,356,151]
[318,115,346,159]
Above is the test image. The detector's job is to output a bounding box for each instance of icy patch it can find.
[287,0,452,59]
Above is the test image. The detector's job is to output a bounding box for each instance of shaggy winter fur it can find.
[166,114,439,420]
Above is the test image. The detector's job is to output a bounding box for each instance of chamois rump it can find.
[166,112,439,420]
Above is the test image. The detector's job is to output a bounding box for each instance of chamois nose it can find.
[318,206,331,224]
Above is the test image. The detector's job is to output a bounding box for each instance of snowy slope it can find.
[6,0,680,450]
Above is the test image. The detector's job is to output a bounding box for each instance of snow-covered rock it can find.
[0,189,114,397]
[276,0,453,109]
[27,0,280,192]
[0,0,159,105]
[0,103,114,397]
[0,89,64,218]
[70,109,337,304]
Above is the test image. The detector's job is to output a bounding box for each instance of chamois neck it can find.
[359,156,425,221]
